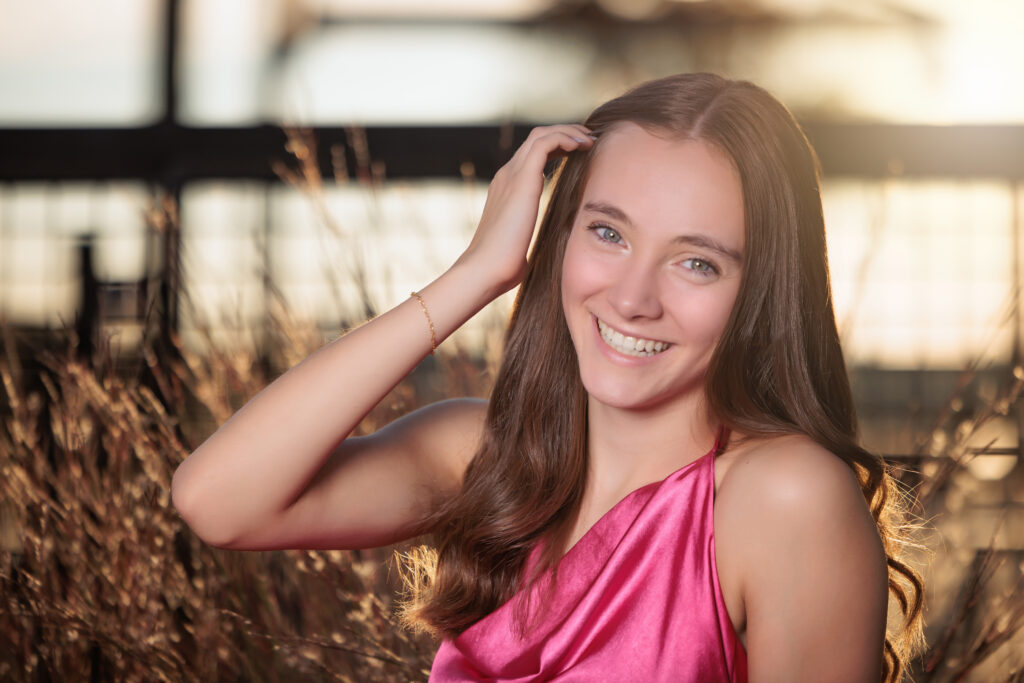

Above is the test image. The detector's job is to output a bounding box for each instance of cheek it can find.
[560,239,600,302]
[707,289,739,339]
[669,286,738,342]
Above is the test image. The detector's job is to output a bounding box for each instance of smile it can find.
[596,318,671,358]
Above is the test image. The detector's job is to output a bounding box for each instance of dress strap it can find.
[712,425,731,456]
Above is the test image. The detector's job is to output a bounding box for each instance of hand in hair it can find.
[455,124,595,295]
[171,126,591,552]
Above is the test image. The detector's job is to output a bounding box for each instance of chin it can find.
[579,370,707,414]
[581,380,671,412]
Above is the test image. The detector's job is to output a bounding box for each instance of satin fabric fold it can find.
[429,444,748,682]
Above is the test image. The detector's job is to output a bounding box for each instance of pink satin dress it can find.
[429,440,748,682]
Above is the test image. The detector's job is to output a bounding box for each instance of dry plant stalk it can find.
[0,306,455,680]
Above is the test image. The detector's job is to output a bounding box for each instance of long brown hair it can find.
[400,72,925,681]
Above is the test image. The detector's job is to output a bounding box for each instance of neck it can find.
[584,393,718,498]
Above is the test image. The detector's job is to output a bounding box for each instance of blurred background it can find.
[0,0,1022,680]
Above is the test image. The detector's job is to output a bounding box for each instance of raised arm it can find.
[170,124,595,551]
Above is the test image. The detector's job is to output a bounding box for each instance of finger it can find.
[515,125,594,162]
[545,124,594,142]
[517,127,595,162]
[518,130,594,177]
[569,123,595,138]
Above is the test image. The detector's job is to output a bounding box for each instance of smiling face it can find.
[560,122,746,414]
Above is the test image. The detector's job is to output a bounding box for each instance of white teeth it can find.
[596,319,670,358]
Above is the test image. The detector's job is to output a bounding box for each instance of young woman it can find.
[171,73,924,682]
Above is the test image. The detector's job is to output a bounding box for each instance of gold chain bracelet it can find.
[410,291,437,355]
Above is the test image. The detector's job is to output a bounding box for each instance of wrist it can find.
[447,253,518,303]
[450,250,522,301]
[408,260,508,353]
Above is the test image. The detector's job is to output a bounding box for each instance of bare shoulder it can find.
[715,433,880,564]
[717,433,866,512]
[714,434,888,679]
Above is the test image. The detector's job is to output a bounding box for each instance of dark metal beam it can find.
[802,123,1024,180]
[1,123,1022,183]
[161,0,180,129]
[156,0,182,345]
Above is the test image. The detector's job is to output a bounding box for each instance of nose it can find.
[607,261,663,320]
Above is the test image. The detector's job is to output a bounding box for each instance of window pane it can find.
[825,179,1017,368]
[0,0,163,126]
[0,182,150,327]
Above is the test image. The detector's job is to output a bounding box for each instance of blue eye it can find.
[683,258,718,276]
[588,224,622,244]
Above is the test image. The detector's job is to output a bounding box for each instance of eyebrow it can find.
[581,200,744,264]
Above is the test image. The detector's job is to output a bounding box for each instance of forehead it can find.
[580,123,745,247]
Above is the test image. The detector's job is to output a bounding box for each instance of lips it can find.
[596,318,671,358]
